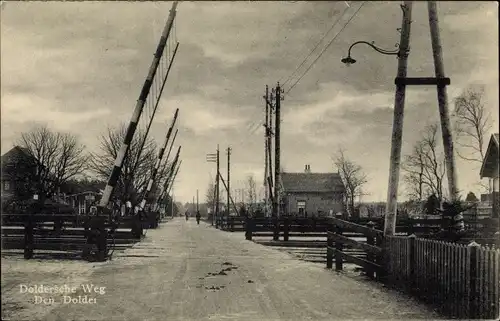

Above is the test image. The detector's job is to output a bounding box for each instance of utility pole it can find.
[267,90,274,217]
[196,189,199,213]
[384,1,413,236]
[273,83,282,218]
[427,1,458,201]
[264,85,269,217]
[227,147,231,218]
[273,83,282,241]
[216,145,220,227]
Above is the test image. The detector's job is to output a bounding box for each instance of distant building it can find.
[65,191,102,215]
[280,165,345,217]
[480,133,499,218]
[1,146,39,204]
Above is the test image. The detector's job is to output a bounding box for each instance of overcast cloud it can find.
[1,1,498,203]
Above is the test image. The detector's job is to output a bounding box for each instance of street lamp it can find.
[341,41,401,66]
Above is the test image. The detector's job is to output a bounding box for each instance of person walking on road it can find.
[185,210,189,221]
[196,211,201,225]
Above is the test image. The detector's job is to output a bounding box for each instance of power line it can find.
[285,2,366,96]
[282,3,351,87]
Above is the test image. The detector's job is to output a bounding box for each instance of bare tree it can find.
[403,124,446,202]
[205,179,216,214]
[453,85,492,164]
[453,85,492,192]
[402,140,426,201]
[247,174,257,211]
[89,124,157,209]
[333,148,368,218]
[17,125,88,204]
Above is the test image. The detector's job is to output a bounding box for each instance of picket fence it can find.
[385,235,500,319]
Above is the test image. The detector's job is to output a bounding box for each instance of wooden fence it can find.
[245,216,330,241]
[0,212,166,261]
[321,218,500,319]
[385,235,500,319]
[215,216,246,232]
[326,218,385,280]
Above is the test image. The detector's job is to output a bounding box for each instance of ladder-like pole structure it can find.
[161,160,182,214]
[138,108,179,213]
[131,42,180,176]
[154,129,178,208]
[154,147,181,211]
[98,1,179,211]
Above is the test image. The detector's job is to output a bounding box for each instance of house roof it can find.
[1,146,38,176]
[1,146,33,162]
[480,133,499,178]
[281,172,345,193]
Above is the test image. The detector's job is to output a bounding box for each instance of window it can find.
[297,200,306,216]
[4,181,10,191]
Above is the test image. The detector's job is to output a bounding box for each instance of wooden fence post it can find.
[326,228,333,269]
[377,233,386,282]
[407,218,414,235]
[273,216,279,241]
[245,217,253,241]
[366,221,376,279]
[284,216,289,242]
[24,215,34,260]
[335,224,343,271]
[408,234,416,292]
[468,241,480,319]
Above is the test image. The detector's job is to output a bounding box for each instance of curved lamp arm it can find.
[341,41,401,65]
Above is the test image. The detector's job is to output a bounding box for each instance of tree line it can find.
[333,85,492,217]
[5,123,176,213]
[199,85,491,218]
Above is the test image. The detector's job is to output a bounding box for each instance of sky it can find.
[1,1,498,204]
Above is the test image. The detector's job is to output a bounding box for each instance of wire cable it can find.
[281,3,351,87]
[285,2,366,96]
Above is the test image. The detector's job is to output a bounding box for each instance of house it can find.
[280,165,345,217]
[65,191,102,215]
[480,133,499,219]
[1,146,39,204]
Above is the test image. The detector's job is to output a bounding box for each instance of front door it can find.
[297,200,306,217]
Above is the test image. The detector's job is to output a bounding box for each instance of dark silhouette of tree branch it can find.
[403,123,446,202]
[16,125,88,204]
[333,148,368,218]
[89,124,157,209]
[453,84,491,165]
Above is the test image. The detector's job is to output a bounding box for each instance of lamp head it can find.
[341,56,356,65]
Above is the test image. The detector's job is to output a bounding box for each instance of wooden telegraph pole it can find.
[227,147,231,219]
[384,1,413,236]
[385,1,454,236]
[216,145,220,227]
[428,1,458,200]
[267,90,274,218]
[206,150,218,225]
[264,85,269,217]
[273,83,282,241]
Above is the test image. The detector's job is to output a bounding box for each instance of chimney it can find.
[305,164,311,173]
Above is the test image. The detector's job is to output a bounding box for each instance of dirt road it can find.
[2,218,440,320]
